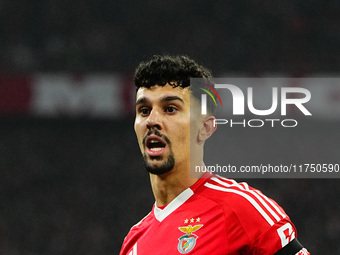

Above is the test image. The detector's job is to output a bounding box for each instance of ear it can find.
[198,116,217,143]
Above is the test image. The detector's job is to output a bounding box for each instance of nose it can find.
[146,109,162,130]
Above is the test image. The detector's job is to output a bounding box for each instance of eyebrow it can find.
[135,95,184,106]
[135,97,149,106]
[160,95,184,103]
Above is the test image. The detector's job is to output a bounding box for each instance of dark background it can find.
[0,0,339,74]
[0,0,339,254]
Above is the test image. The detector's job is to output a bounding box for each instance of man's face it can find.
[134,84,191,175]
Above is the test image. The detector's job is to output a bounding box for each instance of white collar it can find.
[153,188,194,222]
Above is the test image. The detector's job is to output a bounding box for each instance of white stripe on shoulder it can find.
[253,190,286,218]
[216,175,286,219]
[128,243,137,255]
[204,182,275,226]
[133,242,137,255]
[211,176,284,221]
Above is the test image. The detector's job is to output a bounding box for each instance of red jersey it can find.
[120,173,305,255]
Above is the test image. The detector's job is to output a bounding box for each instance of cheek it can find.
[177,133,189,144]
[134,117,144,135]
[174,134,190,161]
[173,122,191,150]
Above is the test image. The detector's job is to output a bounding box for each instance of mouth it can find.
[145,135,167,157]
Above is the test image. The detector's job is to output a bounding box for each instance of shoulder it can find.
[194,174,288,225]
[193,175,296,249]
[120,209,153,255]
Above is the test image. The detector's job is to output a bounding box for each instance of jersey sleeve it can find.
[204,176,308,254]
[119,211,152,255]
[119,229,137,255]
[254,217,310,255]
[253,217,304,254]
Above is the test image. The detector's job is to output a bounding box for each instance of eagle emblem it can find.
[177,225,203,254]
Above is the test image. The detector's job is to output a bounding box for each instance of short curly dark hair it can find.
[134,55,216,114]
[134,55,212,89]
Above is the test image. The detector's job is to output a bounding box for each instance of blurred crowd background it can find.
[0,0,339,254]
[0,0,339,74]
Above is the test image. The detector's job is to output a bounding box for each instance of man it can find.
[120,55,310,255]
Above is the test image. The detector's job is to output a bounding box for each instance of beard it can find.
[143,129,175,175]
[142,129,175,175]
[143,153,175,175]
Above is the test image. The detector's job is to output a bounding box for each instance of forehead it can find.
[135,84,190,103]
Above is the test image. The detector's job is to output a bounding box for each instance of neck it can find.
[150,159,204,207]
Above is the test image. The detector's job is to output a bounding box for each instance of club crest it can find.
[177,224,203,254]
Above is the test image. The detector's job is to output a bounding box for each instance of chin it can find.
[143,154,175,175]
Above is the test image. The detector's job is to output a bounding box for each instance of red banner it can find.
[0,75,32,114]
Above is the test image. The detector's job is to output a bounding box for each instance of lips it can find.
[145,135,167,157]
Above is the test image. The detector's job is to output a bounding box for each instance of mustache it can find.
[143,129,171,146]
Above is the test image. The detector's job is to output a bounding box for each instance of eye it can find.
[139,107,150,116]
[165,106,178,114]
